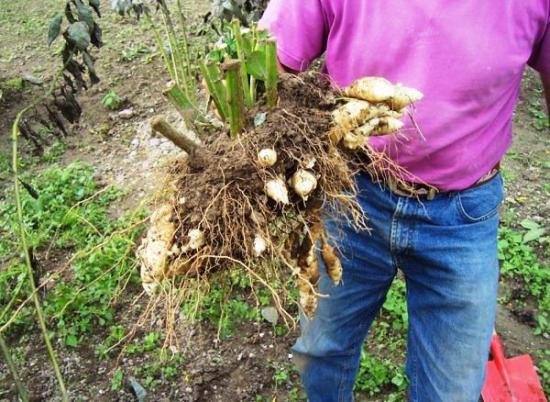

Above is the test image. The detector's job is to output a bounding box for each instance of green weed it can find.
[101,89,123,111]
[96,325,126,358]
[128,338,185,390]
[0,77,24,92]
[355,350,407,396]
[0,162,145,346]
[126,331,161,355]
[111,368,124,391]
[121,43,151,62]
[180,269,283,338]
[354,278,408,399]
[527,98,550,131]
[498,216,549,336]
[537,350,550,395]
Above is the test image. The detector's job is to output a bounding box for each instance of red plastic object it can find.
[482,332,547,402]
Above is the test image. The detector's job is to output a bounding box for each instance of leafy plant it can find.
[537,350,550,395]
[201,20,278,136]
[128,339,185,390]
[355,350,407,396]
[211,0,269,25]
[96,325,126,357]
[111,368,124,391]
[101,89,123,110]
[527,98,550,131]
[0,163,145,346]
[498,221,550,336]
[48,0,103,88]
[351,278,408,400]
[519,219,547,244]
[121,43,151,62]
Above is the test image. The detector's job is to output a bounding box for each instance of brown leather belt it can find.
[386,164,500,200]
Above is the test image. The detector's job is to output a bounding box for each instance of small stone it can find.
[149,138,161,147]
[118,109,135,119]
[22,74,43,85]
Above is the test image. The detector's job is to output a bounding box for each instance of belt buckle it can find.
[388,177,438,200]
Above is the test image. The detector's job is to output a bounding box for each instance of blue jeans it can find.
[293,172,504,402]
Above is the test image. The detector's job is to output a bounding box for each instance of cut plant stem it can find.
[222,60,246,138]
[200,61,228,121]
[265,38,278,108]
[151,115,201,154]
[231,19,253,108]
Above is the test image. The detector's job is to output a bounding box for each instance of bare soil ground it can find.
[0,1,548,401]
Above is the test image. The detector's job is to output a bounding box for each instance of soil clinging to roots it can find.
[140,73,375,322]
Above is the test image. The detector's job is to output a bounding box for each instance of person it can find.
[258,1,550,401]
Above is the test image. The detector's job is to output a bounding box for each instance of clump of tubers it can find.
[137,73,419,322]
[332,77,423,148]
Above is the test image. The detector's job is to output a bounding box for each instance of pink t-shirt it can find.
[260,1,550,190]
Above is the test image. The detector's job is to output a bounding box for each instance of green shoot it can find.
[265,38,278,108]
[223,60,246,138]
[200,61,229,121]
[231,19,253,108]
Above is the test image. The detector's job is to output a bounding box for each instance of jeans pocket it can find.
[455,174,504,223]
